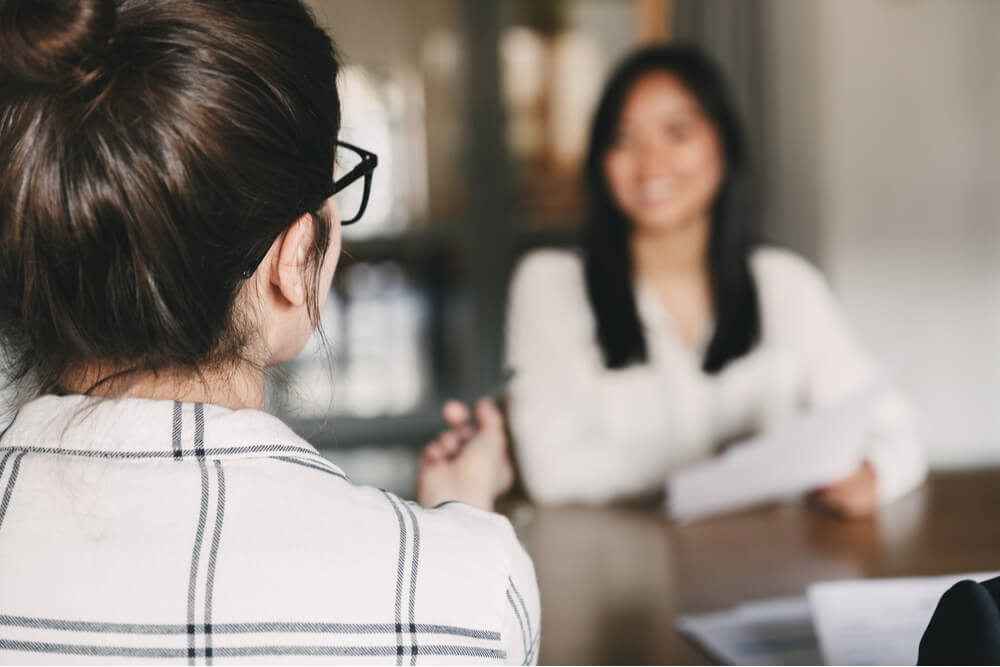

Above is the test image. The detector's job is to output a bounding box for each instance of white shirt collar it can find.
[0,394,340,471]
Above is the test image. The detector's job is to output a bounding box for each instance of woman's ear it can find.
[269,214,314,308]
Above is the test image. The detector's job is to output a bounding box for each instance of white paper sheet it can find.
[808,572,1000,665]
[667,386,879,522]
[676,596,822,665]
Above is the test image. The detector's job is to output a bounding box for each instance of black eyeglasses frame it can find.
[331,140,378,226]
[240,140,378,279]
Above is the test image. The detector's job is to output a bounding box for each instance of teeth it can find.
[638,179,674,203]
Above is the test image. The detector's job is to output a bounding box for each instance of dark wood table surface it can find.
[505,469,1000,665]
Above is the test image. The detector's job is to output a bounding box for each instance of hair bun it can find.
[0,0,117,86]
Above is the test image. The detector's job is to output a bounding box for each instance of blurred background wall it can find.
[682,0,1000,467]
[289,0,999,491]
[757,0,1000,468]
[814,0,1000,469]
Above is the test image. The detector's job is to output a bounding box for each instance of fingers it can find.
[421,430,462,465]
[473,397,504,432]
[814,477,847,498]
[838,499,872,520]
[441,400,470,428]
[419,441,446,466]
[437,429,463,458]
[429,397,504,466]
[441,397,504,432]
[811,479,875,519]
[440,397,504,436]
[422,407,483,468]
[812,488,845,514]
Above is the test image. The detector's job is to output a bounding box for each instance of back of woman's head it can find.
[582,43,760,373]
[0,0,341,398]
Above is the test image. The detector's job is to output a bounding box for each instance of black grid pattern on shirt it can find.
[381,490,426,665]
[506,577,538,665]
[0,639,506,660]
[1,614,506,662]
[0,449,26,534]
[0,402,514,664]
[0,443,323,460]
[0,616,502,639]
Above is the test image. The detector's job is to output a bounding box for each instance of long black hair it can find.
[583,43,760,373]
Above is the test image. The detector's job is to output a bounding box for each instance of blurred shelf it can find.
[308,221,580,454]
[285,407,444,450]
[341,222,579,261]
[512,223,580,251]
[339,227,455,263]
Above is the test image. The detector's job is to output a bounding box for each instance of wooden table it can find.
[507,469,1000,664]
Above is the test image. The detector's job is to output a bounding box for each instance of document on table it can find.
[676,596,822,665]
[808,572,1000,665]
[676,572,999,665]
[667,385,879,522]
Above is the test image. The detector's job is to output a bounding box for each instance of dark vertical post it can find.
[459,0,513,390]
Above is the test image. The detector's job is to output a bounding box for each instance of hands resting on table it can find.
[415,395,879,520]
[417,398,514,512]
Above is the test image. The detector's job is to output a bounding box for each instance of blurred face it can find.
[603,72,724,235]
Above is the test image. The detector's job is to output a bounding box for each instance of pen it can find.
[482,367,516,402]
[465,368,516,427]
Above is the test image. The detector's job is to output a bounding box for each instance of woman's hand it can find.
[417,398,514,512]
[811,461,878,519]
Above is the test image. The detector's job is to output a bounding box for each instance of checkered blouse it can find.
[0,395,539,665]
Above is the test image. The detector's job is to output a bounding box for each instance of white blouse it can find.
[505,247,927,507]
[0,395,539,665]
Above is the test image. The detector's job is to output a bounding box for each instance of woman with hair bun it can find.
[0,0,538,663]
[505,45,926,516]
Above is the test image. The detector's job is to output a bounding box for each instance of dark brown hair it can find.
[0,0,341,399]
[583,44,760,372]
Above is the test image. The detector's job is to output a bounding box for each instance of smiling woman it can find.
[504,44,927,515]
[601,70,726,349]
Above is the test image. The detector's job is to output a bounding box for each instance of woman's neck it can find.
[61,362,268,410]
[631,216,714,350]
[631,216,711,280]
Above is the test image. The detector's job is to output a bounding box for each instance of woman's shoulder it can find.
[750,245,836,307]
[264,466,521,562]
[255,470,534,611]
[414,499,525,554]
[750,245,827,287]
[511,248,584,287]
[329,486,529,578]
[508,247,589,314]
[396,500,538,615]
[750,245,850,344]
